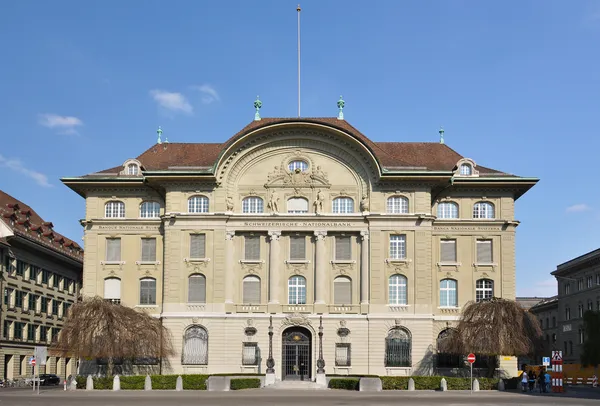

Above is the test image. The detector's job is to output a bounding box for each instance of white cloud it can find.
[38,114,83,135]
[193,84,220,104]
[566,203,590,213]
[0,154,52,188]
[518,278,557,298]
[149,90,193,114]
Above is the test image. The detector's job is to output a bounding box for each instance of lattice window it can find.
[475,279,493,302]
[437,202,459,219]
[140,278,156,305]
[389,235,406,260]
[332,197,354,214]
[182,326,208,365]
[242,197,263,213]
[473,202,495,219]
[188,196,209,213]
[385,327,411,367]
[140,201,160,218]
[387,196,409,214]
[288,276,307,305]
[105,201,125,218]
[389,274,407,305]
[440,279,458,307]
[288,160,308,172]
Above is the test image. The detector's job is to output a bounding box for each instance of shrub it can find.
[151,375,178,390]
[93,376,114,390]
[120,375,146,390]
[230,378,261,390]
[181,374,209,390]
[381,376,409,390]
[211,373,265,376]
[381,376,499,390]
[328,378,360,390]
[75,376,86,389]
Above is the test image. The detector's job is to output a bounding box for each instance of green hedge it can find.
[74,374,208,390]
[211,373,265,377]
[328,378,360,390]
[150,375,178,390]
[381,376,499,390]
[230,378,261,390]
[182,374,209,390]
[120,376,146,390]
[92,377,114,390]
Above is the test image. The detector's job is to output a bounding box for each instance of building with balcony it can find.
[0,190,83,381]
[62,113,537,379]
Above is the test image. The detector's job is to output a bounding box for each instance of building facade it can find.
[63,116,537,379]
[0,190,83,381]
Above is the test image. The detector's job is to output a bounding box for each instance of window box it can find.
[285,259,310,264]
[330,260,355,264]
[100,261,126,265]
[135,261,161,265]
[239,259,263,264]
[386,258,412,264]
[184,258,210,263]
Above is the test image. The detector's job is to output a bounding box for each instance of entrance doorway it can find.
[282,327,311,381]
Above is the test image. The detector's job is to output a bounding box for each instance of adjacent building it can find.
[62,112,537,379]
[0,190,83,381]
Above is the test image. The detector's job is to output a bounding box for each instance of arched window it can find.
[475,279,494,302]
[288,276,306,305]
[473,202,495,219]
[387,196,409,214]
[389,274,407,305]
[437,202,459,219]
[182,325,208,365]
[188,274,206,303]
[140,201,161,218]
[242,197,264,214]
[288,160,308,172]
[287,197,309,214]
[440,279,458,308]
[127,163,139,175]
[332,197,354,214]
[104,277,121,304]
[385,327,411,367]
[459,164,472,176]
[188,196,209,213]
[243,276,261,304]
[333,276,352,305]
[436,328,461,368]
[105,201,125,218]
[139,278,156,305]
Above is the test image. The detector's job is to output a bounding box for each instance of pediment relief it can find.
[265,165,331,189]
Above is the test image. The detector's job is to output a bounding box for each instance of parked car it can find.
[38,374,60,386]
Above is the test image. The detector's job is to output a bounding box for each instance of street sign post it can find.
[542,357,550,367]
[467,353,476,393]
[31,357,36,393]
[551,351,564,393]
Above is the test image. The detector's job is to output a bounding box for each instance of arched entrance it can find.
[282,327,312,381]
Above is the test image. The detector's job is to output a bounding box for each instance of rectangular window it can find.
[335,236,352,261]
[52,328,60,341]
[29,294,37,311]
[565,307,571,320]
[335,343,351,366]
[16,260,25,276]
[587,276,593,288]
[3,320,10,339]
[242,342,259,365]
[40,326,48,342]
[41,298,48,313]
[389,235,406,260]
[27,324,35,341]
[189,234,206,259]
[52,300,60,315]
[15,290,24,308]
[29,265,38,281]
[564,283,571,295]
[140,279,156,305]
[476,240,493,264]
[4,288,11,306]
[53,274,60,288]
[141,238,157,262]
[14,322,24,340]
[578,279,583,291]
[289,236,306,261]
[106,238,121,262]
[244,236,260,261]
[42,269,50,284]
[440,239,457,263]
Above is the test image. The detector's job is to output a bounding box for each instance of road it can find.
[0,389,599,406]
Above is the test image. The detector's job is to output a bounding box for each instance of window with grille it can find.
[188,274,206,303]
[440,239,456,263]
[475,279,493,302]
[335,343,351,366]
[140,201,160,218]
[385,327,411,367]
[106,238,121,262]
[460,164,472,175]
[389,274,408,305]
[182,326,208,365]
[105,201,125,218]
[335,236,352,261]
[242,197,263,213]
[140,278,156,305]
[288,160,308,172]
[242,342,259,365]
[287,197,309,214]
[104,278,121,304]
[473,202,494,219]
[387,196,409,214]
[141,238,157,262]
[127,163,139,175]
[243,276,261,304]
[437,202,459,219]
[389,235,406,260]
[188,196,209,213]
[334,277,352,305]
[289,236,306,261]
[476,240,493,264]
[244,236,260,261]
[190,234,206,259]
[436,329,461,368]
[440,279,457,307]
[332,197,354,214]
[288,276,306,305]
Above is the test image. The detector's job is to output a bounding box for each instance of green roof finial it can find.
[337,95,345,120]
[439,126,445,144]
[254,96,262,121]
[157,126,163,144]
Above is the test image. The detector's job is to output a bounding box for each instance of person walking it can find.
[538,369,546,393]
[544,370,552,393]
[529,370,537,392]
[521,370,529,392]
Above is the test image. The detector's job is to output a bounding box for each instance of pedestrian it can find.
[529,370,536,392]
[538,369,546,393]
[521,370,529,392]
[544,370,552,393]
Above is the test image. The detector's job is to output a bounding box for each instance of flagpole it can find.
[297,4,301,117]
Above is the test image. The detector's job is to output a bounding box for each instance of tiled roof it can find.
[0,189,83,261]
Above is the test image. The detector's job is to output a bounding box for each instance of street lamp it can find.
[317,316,325,374]
[266,316,275,373]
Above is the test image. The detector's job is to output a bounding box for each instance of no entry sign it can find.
[31,358,36,366]
[467,353,476,364]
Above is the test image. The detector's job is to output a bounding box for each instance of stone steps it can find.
[264,380,327,390]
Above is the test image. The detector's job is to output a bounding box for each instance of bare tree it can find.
[439,298,542,377]
[50,296,174,376]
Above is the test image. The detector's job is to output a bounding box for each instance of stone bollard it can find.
[176,375,183,391]
[113,375,121,391]
[144,375,152,391]
[497,379,505,391]
[408,378,415,391]
[473,378,480,391]
[69,377,77,391]
[440,378,447,392]
[86,375,94,390]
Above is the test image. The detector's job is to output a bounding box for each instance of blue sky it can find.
[1,1,599,297]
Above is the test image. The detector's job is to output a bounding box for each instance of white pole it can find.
[32,361,35,393]
[470,362,473,394]
[297,4,301,117]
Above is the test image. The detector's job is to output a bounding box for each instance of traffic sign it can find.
[467,353,476,364]
[552,350,563,361]
[28,356,35,365]
[31,358,36,367]
[542,357,550,366]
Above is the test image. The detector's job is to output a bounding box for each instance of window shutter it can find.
[335,236,351,260]
[287,198,309,213]
[290,236,306,260]
[190,234,206,259]
[106,239,121,261]
[440,240,456,262]
[477,240,492,263]
[141,238,156,262]
[188,275,206,303]
[245,236,260,260]
[334,278,352,304]
[243,277,261,304]
[104,278,121,300]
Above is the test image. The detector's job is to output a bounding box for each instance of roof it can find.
[516,297,547,310]
[529,296,559,312]
[0,189,83,261]
[552,247,600,276]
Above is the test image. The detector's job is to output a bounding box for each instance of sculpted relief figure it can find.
[267,191,280,213]
[360,195,369,212]
[314,189,325,214]
[311,165,327,180]
[226,196,234,212]
[267,166,285,182]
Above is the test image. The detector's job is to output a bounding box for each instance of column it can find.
[268,231,282,304]
[224,231,235,305]
[314,231,328,307]
[360,230,370,308]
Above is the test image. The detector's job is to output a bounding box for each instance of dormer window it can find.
[455,158,478,177]
[127,163,139,175]
[459,164,472,176]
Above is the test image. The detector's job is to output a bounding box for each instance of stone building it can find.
[0,190,83,381]
[62,110,537,379]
